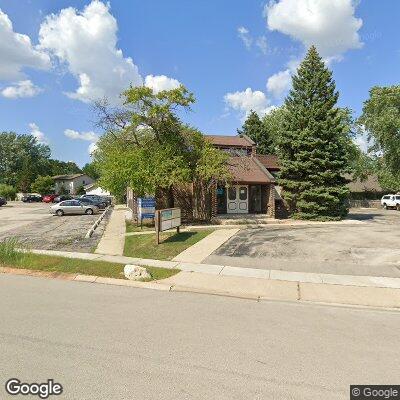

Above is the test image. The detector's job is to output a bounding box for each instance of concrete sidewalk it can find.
[172,229,239,263]
[26,248,400,309]
[95,205,126,256]
[31,248,400,290]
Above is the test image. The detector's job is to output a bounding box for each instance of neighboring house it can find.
[84,182,111,196]
[53,174,94,195]
[346,174,385,200]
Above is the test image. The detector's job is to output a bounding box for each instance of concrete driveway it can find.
[204,209,400,278]
[0,202,108,252]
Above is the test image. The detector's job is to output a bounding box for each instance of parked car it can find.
[53,195,73,203]
[42,194,58,203]
[21,194,42,203]
[79,195,108,209]
[380,194,400,210]
[0,197,7,206]
[50,200,99,216]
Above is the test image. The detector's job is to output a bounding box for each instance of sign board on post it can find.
[155,207,181,244]
[137,197,155,227]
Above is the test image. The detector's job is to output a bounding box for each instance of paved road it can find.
[1,274,399,400]
[0,202,108,253]
[205,209,400,278]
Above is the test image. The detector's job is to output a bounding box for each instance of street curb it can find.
[1,267,400,310]
[0,267,172,291]
[85,205,112,239]
[29,249,400,291]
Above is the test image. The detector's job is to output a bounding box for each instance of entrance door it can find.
[227,185,248,214]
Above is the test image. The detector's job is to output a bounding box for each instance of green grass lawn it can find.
[0,251,179,281]
[124,230,213,260]
[126,220,155,233]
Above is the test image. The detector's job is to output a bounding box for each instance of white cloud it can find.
[64,129,99,155]
[266,69,292,98]
[238,27,268,55]
[237,26,253,49]
[144,75,181,94]
[255,36,268,55]
[39,0,142,104]
[64,129,98,142]
[265,0,363,60]
[266,58,301,98]
[29,123,48,145]
[0,9,50,81]
[224,88,274,120]
[88,142,98,155]
[1,80,42,99]
[354,125,374,154]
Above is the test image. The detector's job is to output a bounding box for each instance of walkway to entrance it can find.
[212,213,272,225]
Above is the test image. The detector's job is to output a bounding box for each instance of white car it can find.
[381,194,400,210]
[50,199,99,216]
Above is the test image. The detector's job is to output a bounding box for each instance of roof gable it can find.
[227,156,275,184]
[206,135,255,147]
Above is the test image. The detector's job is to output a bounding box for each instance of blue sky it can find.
[0,0,399,166]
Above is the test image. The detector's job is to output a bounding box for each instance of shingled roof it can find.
[255,154,280,170]
[53,174,85,180]
[227,156,275,184]
[206,135,255,147]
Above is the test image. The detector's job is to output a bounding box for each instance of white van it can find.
[381,194,400,209]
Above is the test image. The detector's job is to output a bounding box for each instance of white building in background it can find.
[84,182,111,196]
[53,174,94,195]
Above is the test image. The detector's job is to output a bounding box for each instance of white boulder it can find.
[124,265,151,280]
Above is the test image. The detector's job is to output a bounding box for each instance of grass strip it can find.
[124,230,213,260]
[0,239,179,281]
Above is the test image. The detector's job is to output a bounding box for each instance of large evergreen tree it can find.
[278,46,350,220]
[238,110,275,154]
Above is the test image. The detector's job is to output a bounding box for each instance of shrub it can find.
[76,185,86,195]
[0,184,16,200]
[31,176,55,195]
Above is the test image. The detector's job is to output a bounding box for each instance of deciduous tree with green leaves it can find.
[358,86,400,190]
[93,85,230,203]
[0,184,16,200]
[31,176,54,195]
[278,46,350,220]
[82,162,100,180]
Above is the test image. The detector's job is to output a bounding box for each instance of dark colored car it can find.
[53,195,73,203]
[43,194,58,203]
[80,194,111,206]
[21,194,42,203]
[79,197,107,210]
[0,197,7,206]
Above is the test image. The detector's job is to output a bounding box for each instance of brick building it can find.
[207,135,277,217]
[127,134,281,221]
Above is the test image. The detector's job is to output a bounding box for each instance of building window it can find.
[228,187,236,200]
[239,187,248,200]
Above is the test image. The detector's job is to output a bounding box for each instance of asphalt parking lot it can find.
[0,202,109,252]
[204,208,400,278]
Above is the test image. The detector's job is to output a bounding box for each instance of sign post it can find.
[137,197,156,229]
[155,207,181,245]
